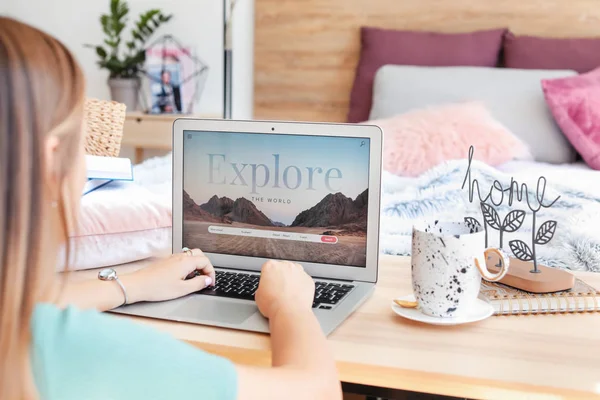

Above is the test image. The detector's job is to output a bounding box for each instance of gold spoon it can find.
[394,299,418,308]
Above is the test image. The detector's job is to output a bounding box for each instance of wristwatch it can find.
[98,268,128,306]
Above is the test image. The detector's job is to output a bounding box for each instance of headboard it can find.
[254,0,600,122]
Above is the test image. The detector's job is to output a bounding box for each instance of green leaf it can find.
[95,46,108,59]
[100,14,111,36]
[126,41,136,50]
[115,21,126,36]
[145,9,160,19]
[132,30,143,42]
[117,1,129,19]
[110,0,119,17]
[158,14,173,23]
[105,56,123,68]
[104,39,118,48]
[104,56,125,76]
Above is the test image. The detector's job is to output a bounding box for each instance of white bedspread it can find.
[135,154,600,272]
[381,159,600,272]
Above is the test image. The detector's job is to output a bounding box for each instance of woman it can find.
[0,17,342,400]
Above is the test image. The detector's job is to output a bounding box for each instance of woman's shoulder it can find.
[31,303,238,400]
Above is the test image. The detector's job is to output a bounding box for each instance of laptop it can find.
[114,119,383,336]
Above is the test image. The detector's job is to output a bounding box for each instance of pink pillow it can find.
[369,102,532,177]
[58,182,172,271]
[542,68,600,169]
[347,27,507,123]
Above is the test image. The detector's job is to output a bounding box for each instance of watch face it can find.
[98,268,117,281]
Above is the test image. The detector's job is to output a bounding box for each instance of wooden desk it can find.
[123,112,220,163]
[72,256,600,400]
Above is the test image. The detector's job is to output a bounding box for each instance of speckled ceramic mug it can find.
[411,220,510,318]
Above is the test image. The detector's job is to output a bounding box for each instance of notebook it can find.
[83,155,133,196]
[85,155,133,181]
[480,279,600,315]
[82,179,113,196]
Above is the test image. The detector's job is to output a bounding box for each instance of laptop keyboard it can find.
[196,270,354,309]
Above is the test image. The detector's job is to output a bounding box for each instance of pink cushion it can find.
[504,32,600,73]
[542,68,600,170]
[58,183,172,271]
[369,102,532,177]
[347,27,507,123]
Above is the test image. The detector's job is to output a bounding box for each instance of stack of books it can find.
[83,155,133,195]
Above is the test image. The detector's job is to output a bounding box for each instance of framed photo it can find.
[144,39,206,114]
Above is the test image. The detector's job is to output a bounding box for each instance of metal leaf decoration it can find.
[509,240,534,262]
[464,217,482,233]
[502,210,526,232]
[480,202,501,230]
[461,146,563,273]
[535,220,557,245]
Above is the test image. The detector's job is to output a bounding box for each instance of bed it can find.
[123,149,600,274]
[251,0,600,272]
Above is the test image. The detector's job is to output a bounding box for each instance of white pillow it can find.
[369,65,578,164]
[58,156,173,271]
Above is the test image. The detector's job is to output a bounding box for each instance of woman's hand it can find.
[122,248,215,304]
[255,260,315,319]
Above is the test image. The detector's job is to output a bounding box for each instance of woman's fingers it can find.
[187,248,204,257]
[183,274,213,293]
[180,249,215,285]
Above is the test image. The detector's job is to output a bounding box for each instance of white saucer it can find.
[391,295,494,326]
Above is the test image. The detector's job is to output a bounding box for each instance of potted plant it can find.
[87,0,172,110]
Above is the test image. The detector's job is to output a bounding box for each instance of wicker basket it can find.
[83,98,127,157]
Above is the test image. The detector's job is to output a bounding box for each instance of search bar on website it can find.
[208,225,338,244]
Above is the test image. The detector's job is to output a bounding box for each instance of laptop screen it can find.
[182,130,370,268]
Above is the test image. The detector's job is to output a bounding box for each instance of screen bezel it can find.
[172,118,382,283]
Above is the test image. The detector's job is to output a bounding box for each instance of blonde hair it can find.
[0,17,86,399]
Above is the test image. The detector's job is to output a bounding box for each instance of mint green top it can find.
[31,304,238,400]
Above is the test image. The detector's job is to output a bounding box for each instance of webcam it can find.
[271,127,275,131]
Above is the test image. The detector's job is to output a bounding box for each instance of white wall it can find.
[1,0,254,119]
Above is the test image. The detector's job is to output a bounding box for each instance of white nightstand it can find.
[123,111,221,163]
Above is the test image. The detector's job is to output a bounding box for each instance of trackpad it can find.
[173,297,258,325]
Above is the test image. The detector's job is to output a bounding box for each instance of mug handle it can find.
[474,248,510,282]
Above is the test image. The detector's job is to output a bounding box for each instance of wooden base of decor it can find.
[486,255,575,293]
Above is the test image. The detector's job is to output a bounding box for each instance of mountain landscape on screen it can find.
[184,192,273,226]
[183,191,222,223]
[183,189,368,235]
[200,195,234,217]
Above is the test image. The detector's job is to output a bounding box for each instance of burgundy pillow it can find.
[347,27,507,123]
[542,68,600,170]
[504,32,600,73]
